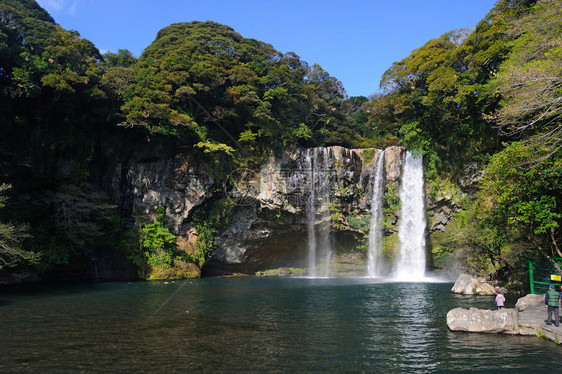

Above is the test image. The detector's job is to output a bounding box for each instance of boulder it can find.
[515,293,545,312]
[446,307,520,334]
[451,274,496,295]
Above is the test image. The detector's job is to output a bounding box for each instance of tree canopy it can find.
[117,21,373,159]
[488,0,562,162]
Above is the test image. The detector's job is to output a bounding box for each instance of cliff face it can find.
[206,146,379,275]
[114,144,473,278]
[115,151,214,232]
[116,145,417,276]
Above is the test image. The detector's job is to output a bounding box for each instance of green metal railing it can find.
[528,257,562,294]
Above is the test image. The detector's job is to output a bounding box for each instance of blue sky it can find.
[36,0,497,97]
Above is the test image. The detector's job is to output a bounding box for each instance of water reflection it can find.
[0,278,559,373]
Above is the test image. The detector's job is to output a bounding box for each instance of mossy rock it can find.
[429,213,463,269]
[383,233,399,261]
[142,261,201,280]
[256,267,306,277]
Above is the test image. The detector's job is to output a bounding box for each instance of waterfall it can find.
[367,151,385,278]
[318,149,332,277]
[306,148,333,277]
[305,150,317,277]
[394,151,426,280]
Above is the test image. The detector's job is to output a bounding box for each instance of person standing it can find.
[495,292,505,310]
[493,283,505,310]
[545,284,561,327]
[494,284,505,296]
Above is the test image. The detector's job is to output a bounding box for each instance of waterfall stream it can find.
[306,148,332,277]
[394,151,426,280]
[305,150,317,276]
[367,150,385,278]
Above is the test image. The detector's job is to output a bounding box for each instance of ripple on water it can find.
[0,278,559,373]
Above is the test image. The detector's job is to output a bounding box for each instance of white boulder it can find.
[451,274,496,295]
[446,307,520,334]
[515,293,544,312]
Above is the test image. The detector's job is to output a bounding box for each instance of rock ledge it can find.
[447,297,562,344]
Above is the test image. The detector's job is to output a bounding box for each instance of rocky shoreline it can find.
[447,274,562,345]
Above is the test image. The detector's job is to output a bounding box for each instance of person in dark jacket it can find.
[545,284,562,327]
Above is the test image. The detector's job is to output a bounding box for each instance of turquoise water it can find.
[0,277,559,373]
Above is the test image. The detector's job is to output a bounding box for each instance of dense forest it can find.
[0,0,560,288]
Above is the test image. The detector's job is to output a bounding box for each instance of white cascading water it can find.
[305,149,317,277]
[367,150,385,278]
[394,150,426,281]
[317,149,333,277]
[306,148,333,277]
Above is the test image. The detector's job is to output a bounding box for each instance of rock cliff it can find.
[116,145,411,276]
[115,144,466,277]
[204,146,402,275]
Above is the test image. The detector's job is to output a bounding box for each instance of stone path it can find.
[518,305,562,342]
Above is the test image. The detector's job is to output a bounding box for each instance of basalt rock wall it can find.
[203,146,407,275]
[116,144,467,277]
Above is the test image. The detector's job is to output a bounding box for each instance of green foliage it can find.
[238,129,258,143]
[485,141,560,233]
[191,198,235,264]
[292,123,313,140]
[1,182,120,272]
[1,0,559,287]
[329,203,344,228]
[360,149,375,164]
[383,184,400,229]
[488,0,561,149]
[116,20,376,157]
[460,140,561,277]
[399,121,431,152]
[102,49,137,68]
[191,220,217,265]
[367,1,540,174]
[361,0,560,284]
[134,207,177,268]
[195,141,235,155]
[0,184,35,268]
[347,213,370,232]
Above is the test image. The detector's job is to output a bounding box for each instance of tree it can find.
[103,49,137,68]
[462,140,561,278]
[488,0,562,163]
[457,0,562,283]
[369,0,538,173]
[0,184,33,268]
[118,21,367,158]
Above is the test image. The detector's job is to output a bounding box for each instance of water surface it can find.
[1,277,558,373]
